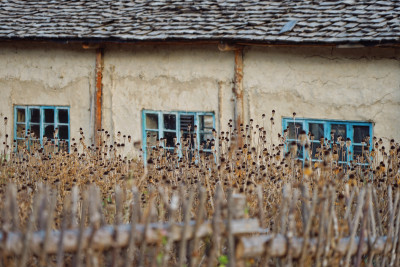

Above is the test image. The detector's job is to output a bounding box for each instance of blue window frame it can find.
[142,110,215,159]
[282,118,373,165]
[14,106,70,151]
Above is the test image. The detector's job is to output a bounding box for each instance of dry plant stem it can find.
[382,190,399,266]
[111,186,123,267]
[355,192,368,267]
[74,191,88,267]
[372,188,384,236]
[57,196,70,267]
[299,188,317,265]
[227,189,235,267]
[39,191,56,267]
[161,193,179,267]
[389,198,400,266]
[345,189,356,234]
[178,189,194,267]
[124,187,139,267]
[207,185,222,267]
[257,186,265,229]
[344,188,365,267]
[19,193,40,267]
[315,187,328,267]
[189,188,206,267]
[138,191,155,267]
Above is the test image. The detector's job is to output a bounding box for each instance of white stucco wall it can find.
[102,44,235,148]
[0,42,96,145]
[244,46,400,142]
[1,42,399,156]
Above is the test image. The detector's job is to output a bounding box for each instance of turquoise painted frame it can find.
[142,110,215,160]
[282,117,373,164]
[14,105,70,151]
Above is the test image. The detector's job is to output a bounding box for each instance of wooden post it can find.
[218,43,245,148]
[94,48,104,146]
[234,49,244,147]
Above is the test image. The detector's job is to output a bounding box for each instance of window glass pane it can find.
[163,114,176,130]
[180,115,195,133]
[16,108,26,122]
[146,131,158,147]
[336,145,348,162]
[200,133,214,150]
[58,109,69,123]
[311,142,322,160]
[331,124,346,143]
[44,109,54,123]
[30,108,40,123]
[164,132,176,147]
[16,124,26,138]
[44,125,55,139]
[353,126,369,143]
[353,145,364,158]
[296,143,304,159]
[287,122,302,139]
[30,125,40,139]
[145,114,158,129]
[200,115,213,131]
[59,125,69,140]
[309,123,324,140]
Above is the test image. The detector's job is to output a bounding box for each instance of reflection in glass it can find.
[146,131,158,147]
[164,132,176,148]
[331,124,346,142]
[146,114,158,129]
[200,115,213,131]
[44,109,54,123]
[288,122,302,139]
[59,126,69,140]
[17,108,25,122]
[17,124,26,138]
[30,124,40,139]
[163,114,176,130]
[309,123,324,140]
[58,109,69,123]
[30,108,40,123]
[353,126,369,143]
[44,125,55,139]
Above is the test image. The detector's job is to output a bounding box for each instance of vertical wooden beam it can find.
[94,48,104,146]
[234,48,244,147]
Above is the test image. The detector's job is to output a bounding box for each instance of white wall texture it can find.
[0,42,399,156]
[244,46,400,143]
[0,42,96,145]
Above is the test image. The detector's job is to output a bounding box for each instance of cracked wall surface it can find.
[1,42,399,156]
[102,44,235,155]
[0,42,96,144]
[244,46,400,142]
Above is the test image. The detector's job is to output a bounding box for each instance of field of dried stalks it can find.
[0,113,399,266]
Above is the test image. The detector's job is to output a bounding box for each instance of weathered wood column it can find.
[94,48,104,146]
[234,48,244,147]
[218,43,245,147]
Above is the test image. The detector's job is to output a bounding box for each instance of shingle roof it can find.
[1,0,400,45]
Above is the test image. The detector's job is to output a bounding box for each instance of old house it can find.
[0,0,399,163]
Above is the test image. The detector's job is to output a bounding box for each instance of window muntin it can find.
[282,118,373,164]
[14,106,70,151]
[142,110,215,159]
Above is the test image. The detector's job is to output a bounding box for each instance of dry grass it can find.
[0,113,399,266]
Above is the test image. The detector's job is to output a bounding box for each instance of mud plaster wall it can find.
[0,42,96,145]
[102,44,235,155]
[244,46,400,143]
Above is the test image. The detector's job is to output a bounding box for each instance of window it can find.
[14,106,70,151]
[282,118,373,165]
[142,110,215,159]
